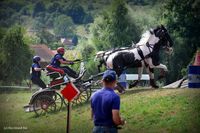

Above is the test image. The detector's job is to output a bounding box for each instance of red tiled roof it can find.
[52,50,57,55]
[30,44,54,62]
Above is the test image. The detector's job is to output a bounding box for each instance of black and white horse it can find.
[95,25,173,88]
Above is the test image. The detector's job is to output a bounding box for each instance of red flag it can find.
[61,82,80,102]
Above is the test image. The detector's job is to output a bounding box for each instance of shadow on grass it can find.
[28,109,65,119]
[0,89,31,94]
[28,101,90,119]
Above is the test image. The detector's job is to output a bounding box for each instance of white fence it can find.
[126,74,150,81]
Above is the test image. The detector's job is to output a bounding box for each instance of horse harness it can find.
[97,47,131,72]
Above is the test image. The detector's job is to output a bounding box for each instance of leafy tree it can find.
[20,6,31,16]
[36,28,56,45]
[5,1,26,11]
[83,13,94,23]
[88,0,94,10]
[47,2,62,13]
[78,43,98,78]
[91,0,140,51]
[54,15,74,38]
[32,1,45,17]
[67,2,86,24]
[0,25,32,84]
[72,35,78,45]
[162,0,200,83]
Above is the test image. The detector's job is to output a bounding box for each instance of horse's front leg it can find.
[153,64,168,72]
[153,64,168,80]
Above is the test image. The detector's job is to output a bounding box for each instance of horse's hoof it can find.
[115,83,126,93]
[157,75,164,80]
[152,85,159,88]
[129,80,139,88]
[118,90,126,94]
[150,79,159,88]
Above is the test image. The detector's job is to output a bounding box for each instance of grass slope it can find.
[0,88,200,133]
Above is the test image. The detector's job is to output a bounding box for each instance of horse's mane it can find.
[135,30,151,46]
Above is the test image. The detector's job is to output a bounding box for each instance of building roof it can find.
[52,50,57,55]
[30,44,54,62]
[60,38,73,45]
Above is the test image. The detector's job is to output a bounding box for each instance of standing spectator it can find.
[91,70,125,133]
[31,56,46,89]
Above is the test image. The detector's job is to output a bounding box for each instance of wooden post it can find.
[66,102,71,133]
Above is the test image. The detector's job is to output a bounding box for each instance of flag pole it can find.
[67,102,71,133]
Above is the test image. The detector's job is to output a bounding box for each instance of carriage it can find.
[24,61,103,116]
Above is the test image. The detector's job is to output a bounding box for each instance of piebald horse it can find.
[95,25,173,88]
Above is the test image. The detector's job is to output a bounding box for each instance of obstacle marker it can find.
[188,66,200,88]
[193,50,200,66]
[188,51,200,88]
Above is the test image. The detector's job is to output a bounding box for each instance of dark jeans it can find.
[31,77,46,89]
[93,126,117,133]
[60,66,78,78]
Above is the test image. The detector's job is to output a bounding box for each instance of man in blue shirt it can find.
[49,47,78,78]
[31,56,46,89]
[91,70,125,133]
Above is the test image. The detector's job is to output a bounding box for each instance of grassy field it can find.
[0,88,200,133]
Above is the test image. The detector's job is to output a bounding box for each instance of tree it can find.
[162,0,200,83]
[54,15,74,37]
[72,35,78,45]
[47,2,62,13]
[36,28,56,46]
[67,2,86,24]
[0,25,32,84]
[90,0,140,51]
[32,1,45,17]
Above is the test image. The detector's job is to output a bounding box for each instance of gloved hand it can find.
[70,62,74,65]
[74,59,81,62]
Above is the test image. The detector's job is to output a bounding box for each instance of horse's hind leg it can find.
[129,65,144,88]
[116,71,126,93]
[115,82,125,94]
[147,67,159,88]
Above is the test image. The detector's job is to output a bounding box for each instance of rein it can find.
[102,47,131,62]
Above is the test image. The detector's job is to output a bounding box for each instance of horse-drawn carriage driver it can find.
[48,47,79,79]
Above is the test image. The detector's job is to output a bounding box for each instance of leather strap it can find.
[137,47,148,66]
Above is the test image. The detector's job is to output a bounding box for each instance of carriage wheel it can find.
[71,90,88,106]
[52,92,64,111]
[33,95,56,116]
[90,80,102,93]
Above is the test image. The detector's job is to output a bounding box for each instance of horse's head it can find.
[152,25,174,54]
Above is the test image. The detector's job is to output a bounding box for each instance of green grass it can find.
[0,88,200,133]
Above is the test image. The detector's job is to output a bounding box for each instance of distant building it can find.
[30,44,54,67]
[60,38,73,45]
[60,35,78,49]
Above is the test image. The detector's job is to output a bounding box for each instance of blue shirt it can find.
[91,87,120,126]
[50,54,66,68]
[31,63,41,79]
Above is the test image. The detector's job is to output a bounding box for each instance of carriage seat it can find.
[46,65,66,90]
[46,65,65,79]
